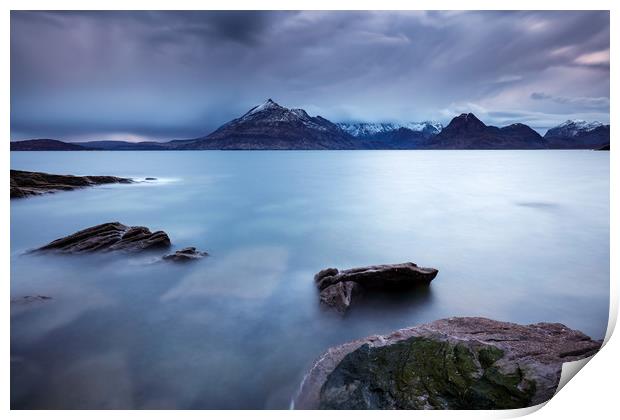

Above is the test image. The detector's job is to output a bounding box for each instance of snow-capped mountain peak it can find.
[558,120,603,132]
[199,99,355,149]
[290,108,311,119]
[402,121,444,133]
[244,98,282,117]
[547,120,606,138]
[543,119,609,148]
[337,121,443,138]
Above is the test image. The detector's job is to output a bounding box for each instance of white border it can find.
[3,1,616,419]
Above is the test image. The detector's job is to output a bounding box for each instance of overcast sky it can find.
[11,10,610,142]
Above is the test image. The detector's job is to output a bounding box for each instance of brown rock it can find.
[314,262,438,312]
[34,222,171,254]
[315,263,438,291]
[319,281,362,313]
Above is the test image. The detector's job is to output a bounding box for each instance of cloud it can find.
[494,75,524,84]
[531,92,609,109]
[10,10,610,140]
[574,49,610,66]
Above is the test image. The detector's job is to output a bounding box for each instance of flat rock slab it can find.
[10,169,133,198]
[315,263,438,291]
[162,247,209,262]
[34,222,171,254]
[315,263,438,312]
[293,317,601,410]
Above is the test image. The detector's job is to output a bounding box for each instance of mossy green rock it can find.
[320,338,535,409]
[294,317,601,410]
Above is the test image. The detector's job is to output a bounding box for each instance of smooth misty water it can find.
[11,150,609,409]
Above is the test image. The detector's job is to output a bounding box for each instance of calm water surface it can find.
[10,151,609,409]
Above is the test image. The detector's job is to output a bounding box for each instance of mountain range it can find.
[10,99,610,151]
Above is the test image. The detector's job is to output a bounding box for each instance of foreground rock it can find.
[293,317,601,410]
[10,169,133,198]
[315,263,438,312]
[34,222,171,254]
[162,247,209,262]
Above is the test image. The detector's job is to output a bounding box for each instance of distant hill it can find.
[73,140,169,150]
[427,113,546,149]
[543,120,610,149]
[10,139,94,151]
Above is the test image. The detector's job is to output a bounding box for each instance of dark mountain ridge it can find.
[178,99,357,150]
[10,101,609,150]
[428,113,546,149]
[10,139,94,151]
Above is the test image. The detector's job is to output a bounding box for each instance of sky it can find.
[11,10,610,142]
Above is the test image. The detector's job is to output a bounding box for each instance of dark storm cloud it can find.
[10,10,610,141]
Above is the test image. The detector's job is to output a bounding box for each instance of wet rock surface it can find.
[293,317,602,410]
[33,222,171,254]
[11,169,133,198]
[315,263,438,312]
[162,247,209,262]
[318,281,362,313]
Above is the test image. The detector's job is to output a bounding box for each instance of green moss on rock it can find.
[319,337,537,409]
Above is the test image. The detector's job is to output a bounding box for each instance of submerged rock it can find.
[162,247,209,262]
[34,222,171,254]
[293,317,601,410]
[10,169,133,199]
[315,263,438,312]
[10,295,52,305]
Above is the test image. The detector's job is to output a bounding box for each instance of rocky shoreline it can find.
[293,317,601,410]
[12,178,604,410]
[10,169,133,198]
